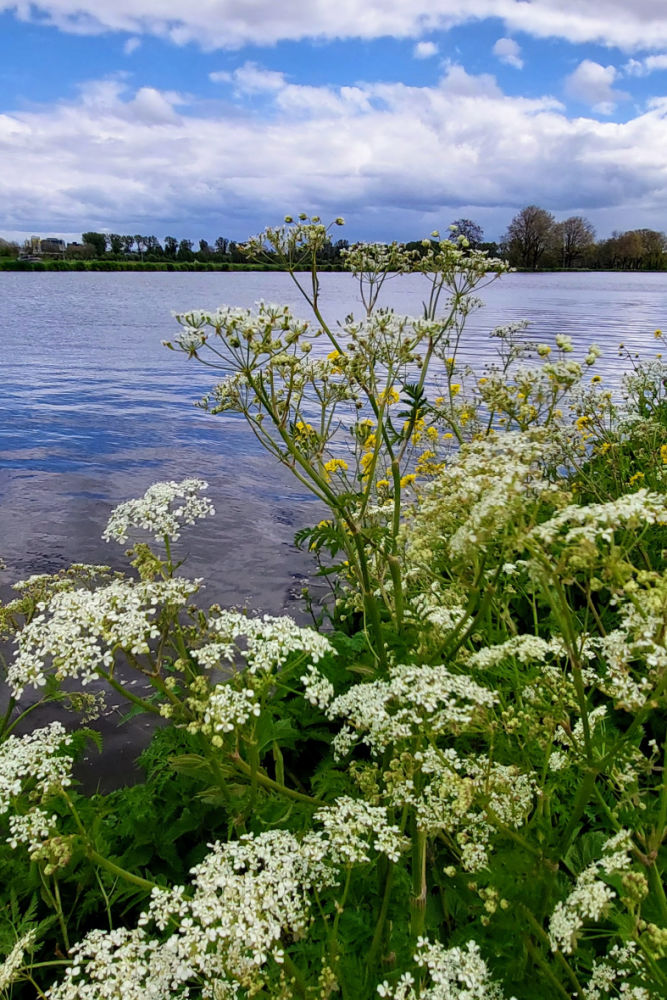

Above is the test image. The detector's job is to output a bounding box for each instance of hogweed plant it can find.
[0,217,666,998]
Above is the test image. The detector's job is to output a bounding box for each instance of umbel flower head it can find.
[103,478,215,544]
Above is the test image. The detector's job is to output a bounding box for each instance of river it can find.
[1,269,666,611]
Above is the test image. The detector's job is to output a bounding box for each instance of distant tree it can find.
[554,216,596,268]
[214,237,229,256]
[107,234,124,255]
[449,218,484,249]
[198,239,213,260]
[67,242,95,260]
[228,241,246,263]
[145,235,163,257]
[177,239,194,261]
[503,205,556,269]
[133,235,149,261]
[82,231,107,257]
[636,228,667,270]
[120,236,135,255]
[0,237,20,258]
[164,236,178,258]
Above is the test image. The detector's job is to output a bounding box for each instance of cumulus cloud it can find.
[413,40,438,59]
[493,37,523,69]
[565,59,629,114]
[3,1,667,50]
[624,53,667,76]
[1,64,666,241]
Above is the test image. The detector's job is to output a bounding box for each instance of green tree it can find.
[81,231,107,257]
[164,236,178,258]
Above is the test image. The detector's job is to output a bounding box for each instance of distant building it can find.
[19,236,66,260]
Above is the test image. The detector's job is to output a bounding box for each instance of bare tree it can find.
[449,218,484,249]
[503,205,556,269]
[554,216,596,268]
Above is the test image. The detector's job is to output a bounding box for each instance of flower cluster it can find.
[9,577,199,697]
[549,831,634,953]
[102,478,215,544]
[200,610,334,675]
[377,938,510,999]
[327,663,495,758]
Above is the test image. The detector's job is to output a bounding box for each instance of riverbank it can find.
[0,257,348,272]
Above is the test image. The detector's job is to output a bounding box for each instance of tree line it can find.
[1,208,666,270]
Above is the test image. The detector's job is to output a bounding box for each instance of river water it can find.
[2,269,666,611]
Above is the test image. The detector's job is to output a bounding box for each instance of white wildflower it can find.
[314,797,408,864]
[9,578,199,698]
[549,832,634,953]
[0,722,73,815]
[200,683,260,734]
[205,610,334,675]
[7,807,58,853]
[301,664,335,710]
[468,635,552,671]
[378,937,511,999]
[0,930,38,991]
[328,664,495,758]
[103,478,214,544]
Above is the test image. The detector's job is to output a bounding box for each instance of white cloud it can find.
[624,53,667,76]
[565,59,629,114]
[1,65,666,242]
[413,41,438,59]
[493,37,523,69]
[123,36,140,55]
[211,62,287,94]
[3,1,667,51]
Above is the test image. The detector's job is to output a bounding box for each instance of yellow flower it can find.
[655,329,663,338]
[426,426,439,442]
[377,387,400,406]
[576,415,591,433]
[360,452,374,472]
[362,433,377,452]
[450,383,461,396]
[323,458,348,481]
[591,375,602,384]
[443,432,453,439]
[478,377,488,385]
[628,472,645,486]
[661,444,667,464]
[598,441,611,455]
[376,478,390,491]
[400,474,417,488]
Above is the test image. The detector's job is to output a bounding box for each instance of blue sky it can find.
[1,1,667,245]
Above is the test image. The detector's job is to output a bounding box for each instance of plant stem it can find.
[410,826,427,939]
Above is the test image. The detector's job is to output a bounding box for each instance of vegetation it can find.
[1,208,666,271]
[1,216,666,999]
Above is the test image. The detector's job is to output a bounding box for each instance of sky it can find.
[1,1,667,245]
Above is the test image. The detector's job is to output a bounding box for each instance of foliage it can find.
[1,217,666,999]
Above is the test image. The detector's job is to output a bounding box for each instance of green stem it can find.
[367,862,395,966]
[559,768,598,855]
[98,670,163,716]
[88,849,157,891]
[410,826,427,939]
[521,905,584,998]
[524,937,573,1000]
[231,754,323,805]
